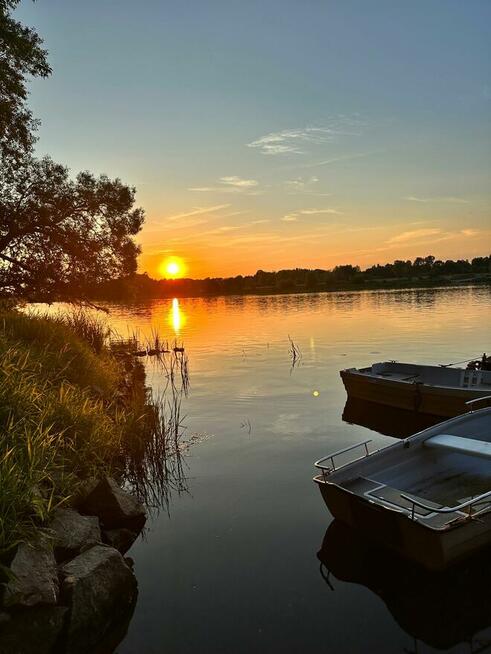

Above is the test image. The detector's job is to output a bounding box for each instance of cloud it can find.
[220,176,258,188]
[248,118,364,155]
[165,204,231,221]
[299,150,379,169]
[403,196,469,204]
[299,208,342,215]
[189,176,259,194]
[460,228,479,237]
[282,207,343,222]
[386,228,442,244]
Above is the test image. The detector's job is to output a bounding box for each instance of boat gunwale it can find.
[313,406,491,533]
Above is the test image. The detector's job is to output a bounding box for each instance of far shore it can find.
[79,276,491,304]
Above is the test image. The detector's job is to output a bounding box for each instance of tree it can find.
[0,0,51,161]
[0,156,145,300]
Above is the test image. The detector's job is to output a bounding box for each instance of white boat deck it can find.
[354,361,491,391]
[322,409,491,530]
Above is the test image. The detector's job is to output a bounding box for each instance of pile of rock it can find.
[0,477,146,654]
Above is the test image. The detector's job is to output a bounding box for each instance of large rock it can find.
[0,606,67,654]
[102,527,139,555]
[61,544,137,654]
[3,539,58,608]
[78,477,146,531]
[48,508,101,561]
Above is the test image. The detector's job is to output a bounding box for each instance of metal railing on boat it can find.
[314,440,375,479]
[400,490,491,522]
[466,395,491,411]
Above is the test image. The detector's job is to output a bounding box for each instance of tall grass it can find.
[0,309,190,553]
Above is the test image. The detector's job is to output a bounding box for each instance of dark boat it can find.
[340,358,491,418]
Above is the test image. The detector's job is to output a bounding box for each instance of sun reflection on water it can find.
[169,298,186,334]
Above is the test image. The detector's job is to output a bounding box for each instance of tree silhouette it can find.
[0,156,144,300]
[0,0,51,161]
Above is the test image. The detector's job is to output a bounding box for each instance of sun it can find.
[159,257,186,279]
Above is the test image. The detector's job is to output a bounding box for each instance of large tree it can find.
[0,0,51,161]
[0,156,145,300]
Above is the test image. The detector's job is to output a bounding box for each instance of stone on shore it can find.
[3,539,58,608]
[0,606,67,654]
[61,544,137,654]
[49,507,101,561]
[78,476,146,531]
[103,527,139,554]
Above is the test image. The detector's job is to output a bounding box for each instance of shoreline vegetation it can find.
[0,303,191,654]
[0,307,190,549]
[0,307,191,652]
[84,255,491,302]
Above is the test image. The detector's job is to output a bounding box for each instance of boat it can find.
[340,356,491,418]
[313,400,491,570]
[317,520,491,651]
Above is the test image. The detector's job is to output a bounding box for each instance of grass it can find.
[0,308,189,555]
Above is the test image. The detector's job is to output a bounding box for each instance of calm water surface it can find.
[87,287,490,654]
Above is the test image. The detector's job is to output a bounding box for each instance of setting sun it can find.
[159,257,186,279]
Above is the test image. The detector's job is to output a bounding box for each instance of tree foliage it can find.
[0,3,145,300]
[0,156,145,299]
[0,0,51,160]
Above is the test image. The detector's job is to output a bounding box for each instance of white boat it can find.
[340,359,491,418]
[313,400,491,569]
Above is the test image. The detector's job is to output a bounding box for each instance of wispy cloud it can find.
[386,227,481,245]
[189,176,259,194]
[403,196,469,204]
[220,176,258,188]
[387,228,442,244]
[282,207,343,222]
[248,117,364,155]
[298,150,379,169]
[284,175,331,196]
[165,204,231,221]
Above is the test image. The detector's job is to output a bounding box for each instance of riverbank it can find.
[0,308,171,652]
[0,308,154,550]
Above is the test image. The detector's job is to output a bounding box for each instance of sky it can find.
[18,0,491,279]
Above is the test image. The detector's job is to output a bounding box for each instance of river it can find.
[67,286,491,653]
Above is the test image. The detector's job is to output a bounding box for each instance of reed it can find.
[0,308,192,552]
[288,335,302,369]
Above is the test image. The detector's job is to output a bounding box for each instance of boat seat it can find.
[366,485,441,516]
[425,434,491,459]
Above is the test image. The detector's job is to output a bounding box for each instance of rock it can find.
[78,477,146,531]
[61,545,137,654]
[102,528,138,554]
[0,606,67,654]
[3,539,58,608]
[48,508,101,561]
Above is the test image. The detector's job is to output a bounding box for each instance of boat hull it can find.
[340,369,487,418]
[315,479,491,570]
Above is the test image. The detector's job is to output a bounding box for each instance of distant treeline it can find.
[87,255,491,300]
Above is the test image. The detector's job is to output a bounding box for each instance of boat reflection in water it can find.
[318,520,491,652]
[342,397,442,438]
